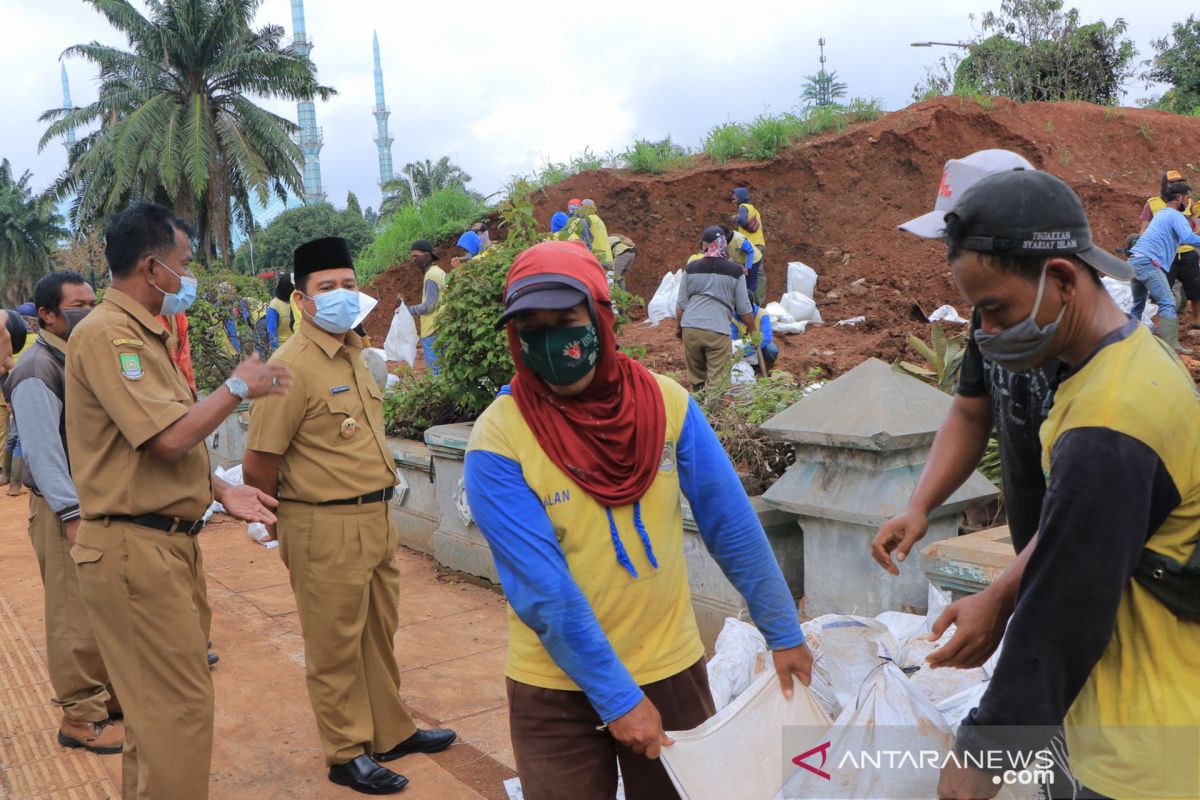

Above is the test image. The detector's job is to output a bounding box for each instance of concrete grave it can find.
[761,358,998,616]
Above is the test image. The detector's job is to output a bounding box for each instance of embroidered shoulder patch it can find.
[119,353,143,381]
[659,440,676,472]
[112,338,144,348]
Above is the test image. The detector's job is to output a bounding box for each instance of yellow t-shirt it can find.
[1043,325,1200,799]
[465,373,704,690]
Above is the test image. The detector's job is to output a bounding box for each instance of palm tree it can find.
[0,160,69,306]
[801,70,848,107]
[379,156,480,218]
[39,0,335,263]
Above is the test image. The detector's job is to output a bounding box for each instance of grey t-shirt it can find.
[676,257,752,335]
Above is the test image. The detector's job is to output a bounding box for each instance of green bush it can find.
[188,266,271,392]
[704,122,750,164]
[382,371,460,439]
[744,115,798,159]
[620,137,694,174]
[357,188,489,284]
[434,184,542,417]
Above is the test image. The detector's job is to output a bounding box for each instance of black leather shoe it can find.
[207,651,219,667]
[375,728,456,762]
[328,754,409,795]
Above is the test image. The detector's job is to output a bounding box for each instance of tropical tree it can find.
[0,160,69,306]
[39,0,335,264]
[231,202,373,274]
[380,157,479,217]
[1144,16,1200,113]
[802,70,848,107]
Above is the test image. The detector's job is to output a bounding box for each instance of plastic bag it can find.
[763,302,795,324]
[928,304,968,324]
[663,670,832,800]
[780,291,822,324]
[352,292,379,329]
[706,618,768,711]
[1103,275,1156,325]
[773,320,812,335]
[786,262,818,299]
[731,361,756,384]
[834,316,865,327]
[384,304,418,365]
[647,271,681,326]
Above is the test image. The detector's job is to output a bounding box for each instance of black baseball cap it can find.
[410,239,439,262]
[495,275,589,329]
[948,169,1133,281]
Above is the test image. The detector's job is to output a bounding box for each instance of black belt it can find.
[105,513,207,536]
[318,487,395,506]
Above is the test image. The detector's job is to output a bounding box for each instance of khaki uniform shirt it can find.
[246,320,395,503]
[65,287,212,519]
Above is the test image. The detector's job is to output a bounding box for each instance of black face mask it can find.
[60,307,93,340]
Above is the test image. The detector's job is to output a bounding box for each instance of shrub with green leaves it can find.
[704,122,750,164]
[382,371,460,439]
[188,266,270,392]
[744,115,798,159]
[620,137,694,174]
[357,188,489,284]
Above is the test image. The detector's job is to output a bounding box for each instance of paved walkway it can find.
[0,489,517,799]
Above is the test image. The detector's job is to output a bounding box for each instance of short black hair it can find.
[1162,175,1191,204]
[104,202,193,278]
[34,271,89,314]
[944,213,1101,285]
[274,276,295,302]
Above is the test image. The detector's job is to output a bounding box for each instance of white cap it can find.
[899,149,1036,238]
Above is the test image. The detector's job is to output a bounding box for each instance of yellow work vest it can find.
[269,297,293,344]
[419,265,447,340]
[737,202,765,248]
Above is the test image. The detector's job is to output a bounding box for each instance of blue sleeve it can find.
[736,204,750,226]
[464,450,645,723]
[224,318,240,351]
[266,308,280,349]
[1175,214,1200,247]
[740,238,755,266]
[759,314,773,347]
[676,399,804,649]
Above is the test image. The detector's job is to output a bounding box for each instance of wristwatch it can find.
[224,376,250,400]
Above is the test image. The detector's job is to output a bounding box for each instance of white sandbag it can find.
[1103,275,1156,325]
[763,302,794,324]
[773,320,812,335]
[799,615,901,718]
[647,271,681,326]
[663,670,831,800]
[706,618,768,711]
[834,316,865,327]
[786,262,818,299]
[780,291,822,324]
[934,681,989,732]
[928,304,968,324]
[384,304,418,365]
[731,361,756,384]
[778,658,953,800]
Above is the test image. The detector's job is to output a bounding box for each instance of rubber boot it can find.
[6,455,22,495]
[0,447,11,486]
[1160,317,1193,355]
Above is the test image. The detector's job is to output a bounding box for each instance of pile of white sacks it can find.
[646,262,825,331]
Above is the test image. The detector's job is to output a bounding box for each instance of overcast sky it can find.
[1,0,1174,217]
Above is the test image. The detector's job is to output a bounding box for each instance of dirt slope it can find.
[368,97,1200,380]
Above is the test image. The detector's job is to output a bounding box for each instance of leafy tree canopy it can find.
[232,202,373,275]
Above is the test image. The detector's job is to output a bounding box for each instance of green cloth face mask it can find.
[517,323,599,386]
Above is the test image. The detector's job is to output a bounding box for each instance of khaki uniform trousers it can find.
[72,519,214,800]
[276,499,417,765]
[682,327,733,391]
[27,493,112,722]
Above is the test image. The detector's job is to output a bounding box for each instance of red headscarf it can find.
[506,240,667,507]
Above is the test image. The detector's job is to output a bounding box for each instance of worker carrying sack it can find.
[1134,541,1200,622]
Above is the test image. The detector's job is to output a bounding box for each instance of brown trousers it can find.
[507,658,716,800]
[72,519,214,800]
[27,493,112,722]
[277,499,417,765]
[682,328,733,391]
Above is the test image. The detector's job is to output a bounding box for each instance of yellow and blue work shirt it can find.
[464,373,804,722]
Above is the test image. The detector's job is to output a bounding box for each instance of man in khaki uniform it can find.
[5,271,121,753]
[66,202,291,800]
[243,237,455,796]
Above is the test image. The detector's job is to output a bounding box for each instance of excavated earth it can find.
[366,97,1200,382]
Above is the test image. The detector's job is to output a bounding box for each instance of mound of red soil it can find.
[368,97,1200,380]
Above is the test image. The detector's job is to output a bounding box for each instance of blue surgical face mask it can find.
[302,288,360,334]
[972,265,1066,372]
[152,258,197,315]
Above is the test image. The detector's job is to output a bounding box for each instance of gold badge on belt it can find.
[340,418,358,439]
